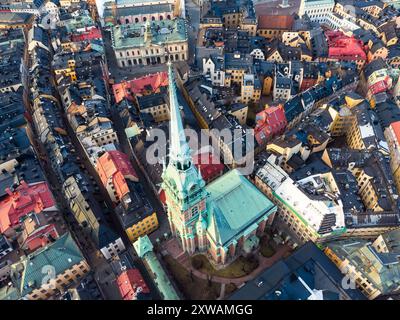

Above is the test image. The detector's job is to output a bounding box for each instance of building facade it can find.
[111,18,188,67]
[161,63,277,266]
[298,0,335,23]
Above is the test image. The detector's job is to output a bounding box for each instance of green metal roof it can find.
[65,15,96,33]
[133,236,179,300]
[206,169,277,247]
[111,18,188,49]
[11,233,86,297]
[0,285,20,300]
[133,235,154,258]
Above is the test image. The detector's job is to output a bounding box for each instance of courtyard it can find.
[191,254,259,278]
[160,237,292,299]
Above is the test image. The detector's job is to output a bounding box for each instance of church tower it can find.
[144,19,152,44]
[161,62,208,254]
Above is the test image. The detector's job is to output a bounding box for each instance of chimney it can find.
[20,180,29,189]
[5,188,13,196]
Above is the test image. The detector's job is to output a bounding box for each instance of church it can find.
[161,63,277,266]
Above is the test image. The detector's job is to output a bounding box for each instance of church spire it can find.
[167,62,192,170]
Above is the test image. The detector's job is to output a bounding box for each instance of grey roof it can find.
[115,181,154,229]
[137,92,168,110]
[375,99,400,129]
[229,241,366,300]
[63,174,120,249]
[224,52,253,71]
[363,57,387,79]
[332,170,364,214]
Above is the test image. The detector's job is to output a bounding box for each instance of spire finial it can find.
[167,60,192,170]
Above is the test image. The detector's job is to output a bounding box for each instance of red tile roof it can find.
[258,15,294,30]
[368,77,391,95]
[255,105,287,145]
[390,121,400,143]
[96,151,139,201]
[23,224,59,252]
[112,72,169,104]
[117,269,150,300]
[193,152,224,183]
[0,181,56,234]
[71,27,102,42]
[326,31,367,61]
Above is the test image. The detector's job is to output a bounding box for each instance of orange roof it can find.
[96,151,139,201]
[117,269,150,300]
[258,15,294,30]
[391,121,400,143]
[0,181,56,234]
[112,72,169,104]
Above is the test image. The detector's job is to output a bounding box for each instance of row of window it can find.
[120,53,186,67]
[117,15,171,24]
[120,45,185,58]
[30,266,88,299]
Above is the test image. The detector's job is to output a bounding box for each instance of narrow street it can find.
[185,0,201,66]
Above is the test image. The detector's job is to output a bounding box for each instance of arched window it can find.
[160,16,163,21]
[167,15,171,20]
[143,17,147,22]
[152,16,155,21]
[125,18,129,24]
[135,18,139,23]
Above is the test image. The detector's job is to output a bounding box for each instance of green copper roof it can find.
[0,285,20,300]
[11,233,86,297]
[133,236,179,300]
[133,235,154,258]
[206,169,277,247]
[111,18,188,49]
[65,15,96,33]
[161,65,206,211]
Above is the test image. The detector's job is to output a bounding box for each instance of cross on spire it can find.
[167,62,192,170]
